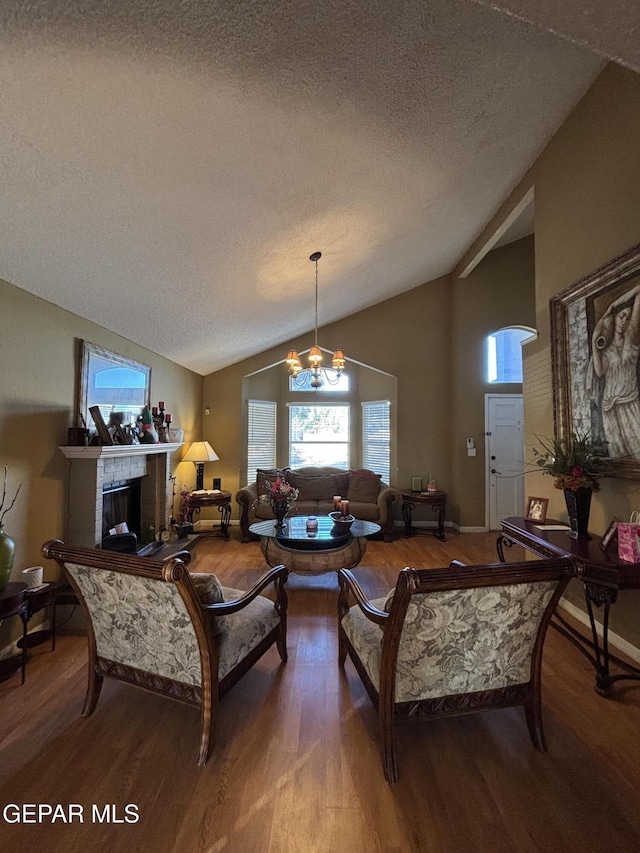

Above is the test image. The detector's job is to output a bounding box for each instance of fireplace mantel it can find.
[60,442,183,460]
[60,443,184,547]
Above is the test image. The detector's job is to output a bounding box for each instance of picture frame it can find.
[411,475,422,492]
[600,517,621,553]
[78,341,151,434]
[89,406,114,446]
[525,496,548,523]
[550,243,640,479]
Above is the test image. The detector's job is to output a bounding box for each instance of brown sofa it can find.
[236,466,399,543]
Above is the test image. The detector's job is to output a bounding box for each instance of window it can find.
[247,400,277,483]
[289,405,349,468]
[362,400,390,482]
[487,327,535,383]
[289,369,349,392]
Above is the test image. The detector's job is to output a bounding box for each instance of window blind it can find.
[362,400,390,483]
[247,400,277,483]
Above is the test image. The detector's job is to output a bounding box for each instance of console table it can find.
[498,516,640,695]
[401,490,447,540]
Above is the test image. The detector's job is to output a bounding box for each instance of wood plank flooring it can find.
[2,530,640,852]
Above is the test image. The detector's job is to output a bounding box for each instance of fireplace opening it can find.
[102,479,142,541]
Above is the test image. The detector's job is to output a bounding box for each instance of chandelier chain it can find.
[314,255,319,348]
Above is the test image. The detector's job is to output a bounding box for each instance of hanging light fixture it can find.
[286,252,346,389]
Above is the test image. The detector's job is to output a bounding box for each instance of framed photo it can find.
[89,406,113,446]
[550,243,640,478]
[600,517,621,553]
[525,496,548,523]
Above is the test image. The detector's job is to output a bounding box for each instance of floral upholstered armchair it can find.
[338,557,575,783]
[42,540,288,766]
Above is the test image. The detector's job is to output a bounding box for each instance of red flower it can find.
[571,466,583,477]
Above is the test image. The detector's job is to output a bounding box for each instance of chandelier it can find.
[285,251,346,389]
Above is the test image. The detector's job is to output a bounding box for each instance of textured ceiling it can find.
[0,1,635,375]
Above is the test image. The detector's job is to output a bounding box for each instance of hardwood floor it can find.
[2,530,640,852]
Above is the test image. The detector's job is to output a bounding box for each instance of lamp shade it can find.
[183,441,219,463]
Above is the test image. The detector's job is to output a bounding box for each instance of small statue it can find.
[139,406,159,444]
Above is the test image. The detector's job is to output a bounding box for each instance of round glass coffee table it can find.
[249,515,381,575]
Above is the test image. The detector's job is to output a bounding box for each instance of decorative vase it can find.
[564,487,592,539]
[273,500,289,529]
[0,524,16,592]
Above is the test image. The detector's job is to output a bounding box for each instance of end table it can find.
[185,491,232,540]
[0,582,28,684]
[401,490,447,541]
[19,582,58,652]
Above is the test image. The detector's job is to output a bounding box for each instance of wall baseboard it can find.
[392,520,488,533]
[558,597,640,665]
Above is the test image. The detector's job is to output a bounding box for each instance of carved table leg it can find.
[434,501,446,541]
[218,502,231,540]
[585,582,617,696]
[402,501,414,537]
[496,534,514,562]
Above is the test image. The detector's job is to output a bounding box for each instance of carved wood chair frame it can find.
[338,558,575,783]
[42,540,288,766]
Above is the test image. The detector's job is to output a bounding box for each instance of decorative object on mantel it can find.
[0,466,21,592]
[139,407,159,444]
[183,441,219,490]
[285,251,346,389]
[89,406,114,446]
[151,402,173,442]
[531,431,602,539]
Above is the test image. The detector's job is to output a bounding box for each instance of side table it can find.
[0,582,28,684]
[18,582,58,652]
[401,490,447,541]
[185,491,232,540]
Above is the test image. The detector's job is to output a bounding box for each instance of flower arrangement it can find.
[531,431,602,491]
[258,473,299,505]
[0,465,21,526]
[179,488,192,524]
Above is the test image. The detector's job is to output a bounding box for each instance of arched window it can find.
[487,327,536,383]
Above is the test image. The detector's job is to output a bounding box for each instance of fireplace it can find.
[60,443,183,547]
[102,478,142,540]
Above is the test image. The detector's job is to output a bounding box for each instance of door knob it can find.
[491,468,502,474]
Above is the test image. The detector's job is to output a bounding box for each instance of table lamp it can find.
[183,441,219,490]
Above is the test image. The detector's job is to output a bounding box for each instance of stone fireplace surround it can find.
[60,443,183,547]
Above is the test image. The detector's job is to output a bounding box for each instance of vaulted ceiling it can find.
[1,1,638,375]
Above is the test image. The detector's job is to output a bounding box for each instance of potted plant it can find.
[0,465,22,591]
[531,431,601,538]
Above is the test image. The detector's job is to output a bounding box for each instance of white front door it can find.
[485,394,524,530]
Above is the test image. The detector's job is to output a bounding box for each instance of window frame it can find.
[288,402,350,469]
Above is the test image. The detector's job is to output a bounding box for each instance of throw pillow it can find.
[189,572,230,635]
[348,470,381,503]
[291,473,338,502]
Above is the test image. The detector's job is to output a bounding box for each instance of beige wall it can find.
[0,279,203,586]
[461,63,640,646]
[450,236,536,526]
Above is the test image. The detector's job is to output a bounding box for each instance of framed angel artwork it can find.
[550,243,640,478]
